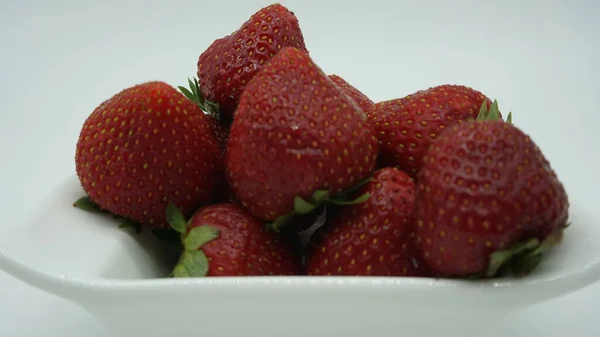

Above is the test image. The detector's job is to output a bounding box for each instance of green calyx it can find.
[475,100,513,124]
[269,177,373,232]
[178,77,220,121]
[73,196,103,213]
[165,203,220,278]
[485,227,564,278]
[73,195,142,233]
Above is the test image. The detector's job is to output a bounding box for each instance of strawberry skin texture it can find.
[367,85,491,178]
[226,47,379,221]
[414,121,569,277]
[307,167,430,276]
[328,74,374,113]
[187,203,303,276]
[75,81,223,228]
[197,3,308,120]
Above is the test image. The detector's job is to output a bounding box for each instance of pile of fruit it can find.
[73,3,569,279]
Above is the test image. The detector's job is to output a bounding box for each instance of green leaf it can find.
[192,78,202,101]
[172,250,210,278]
[486,237,540,277]
[476,100,489,121]
[165,203,187,234]
[330,192,371,206]
[488,100,501,120]
[510,229,564,276]
[311,189,330,203]
[339,177,373,195]
[475,100,506,122]
[294,196,318,214]
[268,211,296,233]
[73,196,103,213]
[178,86,195,102]
[506,112,513,124]
[178,77,220,120]
[528,228,564,257]
[118,218,142,234]
[183,225,220,250]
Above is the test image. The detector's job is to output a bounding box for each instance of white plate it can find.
[1,174,600,337]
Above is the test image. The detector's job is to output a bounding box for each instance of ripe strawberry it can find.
[367,85,493,178]
[197,3,308,120]
[328,74,374,113]
[414,102,568,278]
[167,203,303,276]
[306,167,431,276]
[225,47,379,226]
[74,81,223,229]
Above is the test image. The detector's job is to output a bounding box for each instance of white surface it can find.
[0,0,599,336]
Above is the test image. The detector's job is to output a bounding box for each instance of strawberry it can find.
[197,3,308,120]
[306,167,431,276]
[414,102,568,278]
[225,47,379,228]
[74,81,223,229]
[166,203,303,276]
[328,74,374,113]
[367,84,493,178]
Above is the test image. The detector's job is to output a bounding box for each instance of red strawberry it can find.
[367,85,493,178]
[197,4,308,120]
[328,74,374,113]
[167,203,303,276]
[225,47,379,227]
[414,102,568,278]
[74,81,223,228]
[306,167,431,276]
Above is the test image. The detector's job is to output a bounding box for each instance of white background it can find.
[1,0,599,335]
